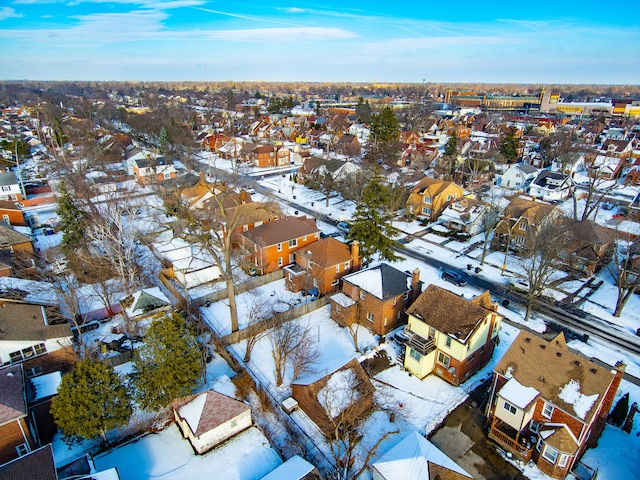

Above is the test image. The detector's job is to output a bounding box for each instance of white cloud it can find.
[206,26,356,42]
[0,7,23,20]
[285,7,305,13]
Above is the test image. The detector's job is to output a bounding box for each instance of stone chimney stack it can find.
[351,240,360,271]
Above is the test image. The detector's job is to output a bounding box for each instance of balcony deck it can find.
[405,331,436,356]
[488,419,533,462]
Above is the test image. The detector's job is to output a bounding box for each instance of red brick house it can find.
[239,216,320,274]
[486,332,624,479]
[0,201,25,227]
[329,263,421,336]
[284,238,360,295]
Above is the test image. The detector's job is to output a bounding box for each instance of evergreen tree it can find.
[499,126,520,162]
[158,126,168,155]
[348,175,403,264]
[370,106,400,144]
[609,392,629,427]
[51,360,132,445]
[57,180,86,250]
[131,312,203,411]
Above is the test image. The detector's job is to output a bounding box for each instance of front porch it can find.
[488,417,534,462]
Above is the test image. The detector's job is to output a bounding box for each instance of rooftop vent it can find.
[540,344,546,349]
[525,337,531,343]
[590,368,597,374]
[574,360,581,367]
[556,352,562,357]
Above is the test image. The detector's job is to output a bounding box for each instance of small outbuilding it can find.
[172,390,252,454]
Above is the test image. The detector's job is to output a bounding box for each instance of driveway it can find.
[428,381,528,480]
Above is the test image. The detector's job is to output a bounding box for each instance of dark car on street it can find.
[442,270,467,286]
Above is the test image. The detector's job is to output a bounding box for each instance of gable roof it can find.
[120,287,171,318]
[0,223,32,246]
[174,390,250,437]
[341,263,411,300]
[371,431,473,480]
[295,237,352,267]
[240,216,319,247]
[407,285,497,343]
[224,201,283,226]
[411,177,461,196]
[494,332,615,423]
[0,302,71,342]
[260,455,317,480]
[502,196,558,226]
[0,444,57,480]
[0,364,26,424]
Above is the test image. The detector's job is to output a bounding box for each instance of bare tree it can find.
[479,192,504,266]
[268,320,313,386]
[85,201,142,296]
[242,293,274,362]
[517,223,567,322]
[571,153,618,222]
[607,232,640,318]
[317,368,397,480]
[287,333,318,381]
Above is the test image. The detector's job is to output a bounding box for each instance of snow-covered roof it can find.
[341,263,411,300]
[30,371,62,401]
[558,379,599,420]
[498,377,539,410]
[317,368,360,419]
[330,292,356,309]
[177,390,250,437]
[372,431,472,480]
[122,287,171,319]
[260,455,315,480]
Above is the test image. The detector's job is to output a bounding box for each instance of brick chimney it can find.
[351,240,360,271]
[410,268,421,302]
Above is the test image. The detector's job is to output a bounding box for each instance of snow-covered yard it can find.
[93,426,281,480]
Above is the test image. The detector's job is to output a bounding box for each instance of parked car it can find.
[442,270,467,286]
[337,221,350,234]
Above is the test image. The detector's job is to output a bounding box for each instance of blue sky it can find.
[1,1,638,84]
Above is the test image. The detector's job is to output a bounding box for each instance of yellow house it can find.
[406,178,464,223]
[403,285,502,386]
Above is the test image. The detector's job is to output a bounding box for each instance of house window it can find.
[288,273,293,282]
[331,279,339,287]
[345,261,350,270]
[277,243,282,252]
[397,311,401,319]
[558,454,569,468]
[393,297,397,306]
[542,444,559,464]
[16,444,29,456]
[519,221,528,231]
[437,352,450,368]
[360,291,366,300]
[278,257,283,266]
[335,305,341,314]
[288,239,298,248]
[26,366,43,378]
[383,318,388,327]
[446,194,455,202]
[21,347,35,358]
[34,343,46,355]
[9,351,23,363]
[423,196,432,204]
[230,419,238,428]
[243,225,249,232]
[336,265,340,273]
[445,337,452,348]
[366,312,374,322]
[542,402,554,418]
[289,253,295,263]
[409,348,421,361]
[422,207,432,216]
[2,214,9,222]
[303,236,307,241]
[1,186,10,192]
[163,172,171,180]
[503,401,517,415]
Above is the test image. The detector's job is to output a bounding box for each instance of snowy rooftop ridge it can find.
[498,377,539,410]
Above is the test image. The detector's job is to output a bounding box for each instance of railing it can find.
[488,425,533,461]
[406,331,436,356]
